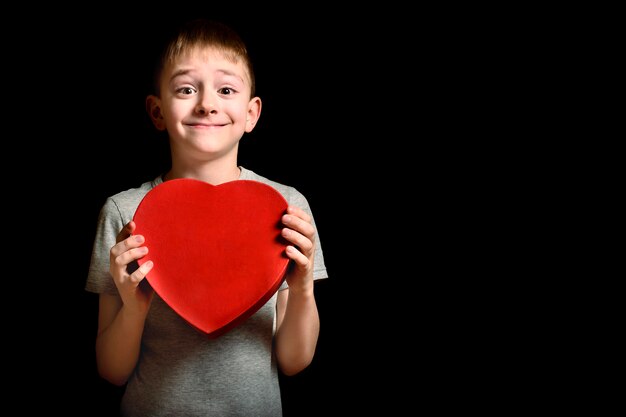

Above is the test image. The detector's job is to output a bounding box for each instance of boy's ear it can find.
[245,97,262,133]
[146,95,166,131]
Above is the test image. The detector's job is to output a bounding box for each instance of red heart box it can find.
[133,178,289,337]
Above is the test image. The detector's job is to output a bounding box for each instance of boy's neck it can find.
[164,163,241,185]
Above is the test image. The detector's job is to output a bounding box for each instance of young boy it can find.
[85,18,328,416]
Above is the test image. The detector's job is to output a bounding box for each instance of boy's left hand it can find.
[280,206,316,292]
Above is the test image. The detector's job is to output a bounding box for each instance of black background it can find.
[6,6,582,415]
[7,7,494,416]
[13,11,397,416]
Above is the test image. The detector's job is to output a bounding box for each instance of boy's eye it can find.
[218,87,233,95]
[181,87,195,95]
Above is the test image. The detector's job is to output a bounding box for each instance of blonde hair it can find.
[154,19,256,97]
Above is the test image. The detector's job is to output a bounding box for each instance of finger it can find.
[111,246,149,271]
[285,245,311,268]
[286,206,311,223]
[110,234,146,258]
[282,213,315,242]
[281,228,314,257]
[116,221,136,243]
[128,260,154,285]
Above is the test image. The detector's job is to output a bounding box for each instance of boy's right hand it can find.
[110,220,154,315]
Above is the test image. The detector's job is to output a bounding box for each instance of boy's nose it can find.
[196,96,217,115]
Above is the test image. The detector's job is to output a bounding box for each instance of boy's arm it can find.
[275,286,320,376]
[274,205,320,375]
[95,293,148,386]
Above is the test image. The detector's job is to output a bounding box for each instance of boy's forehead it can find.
[165,47,249,79]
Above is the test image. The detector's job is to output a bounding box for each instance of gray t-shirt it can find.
[86,167,328,417]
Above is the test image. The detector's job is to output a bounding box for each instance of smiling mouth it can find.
[187,123,225,128]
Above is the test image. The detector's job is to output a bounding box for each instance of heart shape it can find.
[133,178,289,337]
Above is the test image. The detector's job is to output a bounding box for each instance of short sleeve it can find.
[85,197,125,295]
[278,188,328,291]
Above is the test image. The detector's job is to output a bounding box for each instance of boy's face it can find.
[151,46,259,159]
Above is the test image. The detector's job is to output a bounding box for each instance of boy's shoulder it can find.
[239,167,301,203]
[107,176,162,215]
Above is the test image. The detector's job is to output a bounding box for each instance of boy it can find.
[86,18,328,416]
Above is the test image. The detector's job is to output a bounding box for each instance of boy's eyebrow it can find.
[170,68,245,84]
